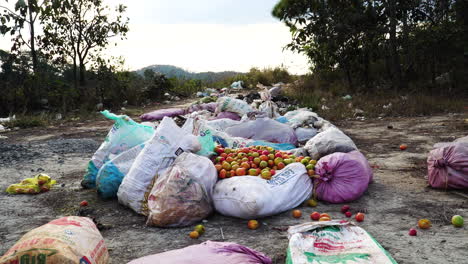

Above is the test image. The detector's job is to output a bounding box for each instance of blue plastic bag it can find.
[81,110,154,189]
[247,140,296,151]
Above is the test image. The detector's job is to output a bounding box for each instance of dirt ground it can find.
[0,101,467,263]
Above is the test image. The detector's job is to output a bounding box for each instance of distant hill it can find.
[135,65,243,83]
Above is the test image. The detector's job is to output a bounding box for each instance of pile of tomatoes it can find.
[212,145,317,180]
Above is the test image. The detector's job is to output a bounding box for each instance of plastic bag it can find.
[247,140,297,151]
[216,111,241,120]
[196,129,215,157]
[427,142,468,189]
[314,151,373,203]
[187,102,217,113]
[96,143,146,199]
[230,80,244,90]
[304,127,357,160]
[6,173,56,194]
[81,110,154,189]
[140,108,186,121]
[117,117,201,215]
[286,221,396,264]
[269,85,283,97]
[283,109,320,128]
[226,117,297,145]
[128,241,272,264]
[295,127,318,144]
[197,119,253,148]
[146,152,217,227]
[205,118,241,132]
[0,216,109,264]
[213,163,312,219]
[258,101,280,119]
[215,97,253,116]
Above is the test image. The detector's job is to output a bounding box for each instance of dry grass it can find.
[285,84,467,122]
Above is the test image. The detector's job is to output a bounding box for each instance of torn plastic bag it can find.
[6,173,56,194]
[81,110,154,189]
[146,152,217,227]
[215,97,253,117]
[117,117,201,215]
[213,163,312,219]
[127,241,272,264]
[314,151,373,203]
[287,221,397,264]
[96,143,146,199]
[226,117,297,145]
[295,127,318,144]
[427,142,468,189]
[140,108,186,121]
[304,127,357,159]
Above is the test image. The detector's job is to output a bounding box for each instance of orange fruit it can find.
[189,231,199,239]
[319,216,331,221]
[320,213,330,219]
[247,220,259,230]
[292,209,302,218]
[418,219,432,229]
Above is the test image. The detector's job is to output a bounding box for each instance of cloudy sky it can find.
[0,0,310,74]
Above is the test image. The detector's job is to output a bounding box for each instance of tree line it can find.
[273,0,467,94]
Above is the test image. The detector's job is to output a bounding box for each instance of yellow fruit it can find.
[306,199,318,207]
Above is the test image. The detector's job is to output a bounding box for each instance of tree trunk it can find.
[27,0,37,74]
[388,0,403,90]
[345,65,353,91]
[79,60,86,86]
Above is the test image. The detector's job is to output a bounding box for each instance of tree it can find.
[0,0,47,73]
[40,0,129,92]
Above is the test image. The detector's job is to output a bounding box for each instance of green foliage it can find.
[212,66,293,88]
[40,0,129,87]
[273,0,466,94]
[4,115,49,128]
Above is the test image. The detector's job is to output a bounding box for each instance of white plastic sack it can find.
[226,117,298,145]
[215,97,253,116]
[433,135,468,149]
[287,221,396,264]
[259,101,280,119]
[205,118,241,132]
[146,152,217,227]
[117,117,201,215]
[304,127,357,160]
[283,109,320,129]
[213,163,312,219]
[269,86,283,97]
[295,127,318,144]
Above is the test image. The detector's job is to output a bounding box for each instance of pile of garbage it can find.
[76,81,373,227]
[1,82,396,264]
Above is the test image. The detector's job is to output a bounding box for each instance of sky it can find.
[0,0,310,74]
